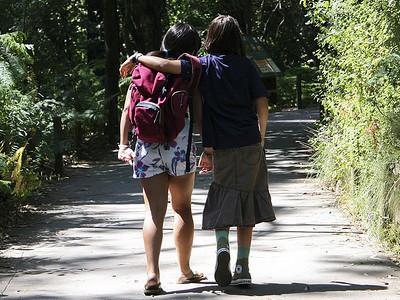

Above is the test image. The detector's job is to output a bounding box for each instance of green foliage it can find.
[1,32,36,151]
[9,146,41,198]
[0,33,44,229]
[309,0,400,254]
[3,1,106,153]
[0,32,32,89]
[0,145,41,230]
[253,0,320,70]
[0,0,321,232]
[166,0,216,30]
[276,66,320,109]
[163,1,320,109]
[0,32,61,160]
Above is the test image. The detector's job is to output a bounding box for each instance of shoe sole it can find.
[231,278,252,286]
[215,250,232,287]
[143,283,162,296]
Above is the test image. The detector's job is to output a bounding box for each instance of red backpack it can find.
[128,53,202,144]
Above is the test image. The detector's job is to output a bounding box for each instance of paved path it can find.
[1,108,399,299]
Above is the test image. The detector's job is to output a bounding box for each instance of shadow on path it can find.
[1,107,399,300]
[166,281,386,297]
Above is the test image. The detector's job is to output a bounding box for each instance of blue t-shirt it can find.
[181,54,268,149]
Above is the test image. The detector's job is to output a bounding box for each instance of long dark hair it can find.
[204,15,246,56]
[158,23,201,59]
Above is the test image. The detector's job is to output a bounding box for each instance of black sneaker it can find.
[231,259,252,287]
[214,247,232,287]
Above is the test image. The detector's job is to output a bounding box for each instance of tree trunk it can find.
[216,0,252,34]
[53,117,63,175]
[86,0,104,63]
[121,0,166,55]
[103,0,120,145]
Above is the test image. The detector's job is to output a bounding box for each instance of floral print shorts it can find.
[132,120,196,178]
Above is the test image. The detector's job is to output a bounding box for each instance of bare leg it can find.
[169,172,195,277]
[141,173,169,287]
[237,227,253,249]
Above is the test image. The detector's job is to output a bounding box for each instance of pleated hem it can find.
[202,182,276,230]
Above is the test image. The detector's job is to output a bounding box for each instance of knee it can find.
[172,202,192,216]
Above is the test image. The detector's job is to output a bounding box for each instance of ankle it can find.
[180,269,194,278]
[235,258,249,271]
[217,237,229,250]
[215,230,229,249]
[146,272,160,285]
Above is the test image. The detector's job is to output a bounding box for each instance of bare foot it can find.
[145,273,160,288]
[176,271,207,284]
[144,273,162,296]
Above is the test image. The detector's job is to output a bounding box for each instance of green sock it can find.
[237,247,250,260]
[236,248,250,273]
[215,230,229,249]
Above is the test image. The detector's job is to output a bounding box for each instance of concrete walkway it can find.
[1,108,399,300]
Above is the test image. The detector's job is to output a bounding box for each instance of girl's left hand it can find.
[118,147,134,166]
[198,152,213,174]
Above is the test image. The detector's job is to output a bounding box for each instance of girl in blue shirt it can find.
[130,15,276,288]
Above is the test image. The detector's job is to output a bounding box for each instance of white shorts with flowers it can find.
[132,119,196,178]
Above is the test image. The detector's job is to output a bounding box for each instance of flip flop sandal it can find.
[143,282,162,296]
[176,272,207,284]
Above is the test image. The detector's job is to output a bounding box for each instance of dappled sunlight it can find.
[2,108,399,299]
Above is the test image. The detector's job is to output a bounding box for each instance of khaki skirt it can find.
[202,143,276,230]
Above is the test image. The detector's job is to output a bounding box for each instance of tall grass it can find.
[309,0,400,255]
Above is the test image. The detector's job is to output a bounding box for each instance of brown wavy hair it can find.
[204,15,246,56]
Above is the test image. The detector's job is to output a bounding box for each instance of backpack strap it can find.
[178,54,202,173]
[179,53,202,90]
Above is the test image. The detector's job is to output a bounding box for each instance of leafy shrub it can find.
[0,33,45,230]
[309,0,400,254]
[0,145,41,230]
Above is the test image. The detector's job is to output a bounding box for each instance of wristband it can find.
[118,144,129,149]
[129,52,143,64]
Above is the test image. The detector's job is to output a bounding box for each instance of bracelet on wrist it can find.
[118,144,129,149]
[129,52,143,64]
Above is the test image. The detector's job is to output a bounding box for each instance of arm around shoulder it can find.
[137,55,182,74]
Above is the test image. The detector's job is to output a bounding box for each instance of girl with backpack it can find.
[118,23,206,295]
[130,15,276,288]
